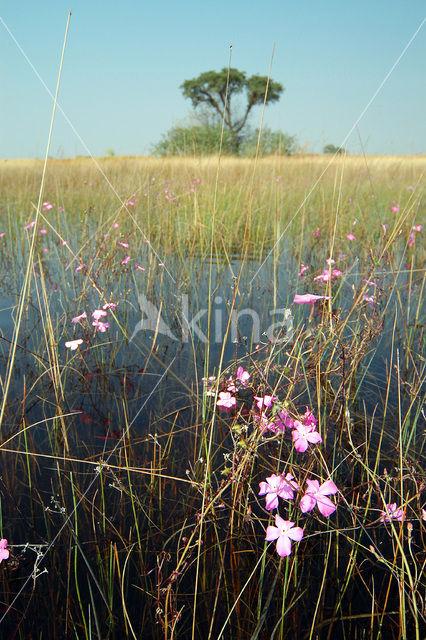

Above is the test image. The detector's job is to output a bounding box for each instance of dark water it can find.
[0,248,423,638]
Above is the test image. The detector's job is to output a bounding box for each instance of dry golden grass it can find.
[0,154,423,256]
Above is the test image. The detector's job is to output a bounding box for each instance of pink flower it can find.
[24,221,35,229]
[390,205,399,213]
[267,408,294,433]
[294,294,331,305]
[75,263,86,273]
[265,515,304,557]
[298,264,309,276]
[256,413,278,434]
[302,407,317,427]
[0,539,9,564]
[39,229,47,234]
[346,233,355,241]
[118,241,129,248]
[125,200,135,206]
[71,311,87,324]
[216,391,236,410]
[380,503,404,523]
[326,258,335,266]
[0,232,5,238]
[254,395,276,410]
[236,366,250,385]
[412,224,422,232]
[362,295,376,305]
[292,420,322,452]
[408,232,415,247]
[42,202,53,211]
[102,302,117,310]
[300,479,338,516]
[314,228,320,237]
[363,279,377,287]
[226,378,237,392]
[314,271,330,283]
[259,473,300,510]
[113,222,119,228]
[92,309,107,321]
[314,269,343,283]
[121,256,130,265]
[135,264,145,271]
[65,339,83,350]
[92,320,110,332]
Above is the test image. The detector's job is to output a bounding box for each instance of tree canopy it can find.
[180,68,283,141]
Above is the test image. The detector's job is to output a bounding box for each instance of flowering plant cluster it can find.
[255,401,338,557]
[214,367,338,557]
[65,302,117,350]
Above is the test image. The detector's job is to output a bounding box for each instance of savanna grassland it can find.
[0,154,424,639]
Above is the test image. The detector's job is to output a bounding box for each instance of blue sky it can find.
[1,1,425,158]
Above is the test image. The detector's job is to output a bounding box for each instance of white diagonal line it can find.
[249,15,426,287]
[0,15,176,283]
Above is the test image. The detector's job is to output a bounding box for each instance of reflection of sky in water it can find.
[0,250,422,453]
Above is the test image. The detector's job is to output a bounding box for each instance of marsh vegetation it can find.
[0,154,424,639]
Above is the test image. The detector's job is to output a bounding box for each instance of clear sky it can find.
[1,1,425,158]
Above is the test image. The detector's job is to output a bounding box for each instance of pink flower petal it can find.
[286,526,304,542]
[294,294,331,305]
[65,339,83,350]
[254,395,276,410]
[316,496,337,517]
[276,535,292,557]
[265,493,280,510]
[306,431,322,445]
[0,539,9,563]
[293,434,308,452]
[92,309,107,320]
[300,494,316,513]
[318,479,338,496]
[71,312,87,324]
[265,525,280,542]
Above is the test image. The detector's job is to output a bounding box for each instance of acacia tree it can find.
[180,68,283,149]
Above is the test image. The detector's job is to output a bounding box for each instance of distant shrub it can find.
[241,127,297,156]
[323,143,346,155]
[151,125,238,156]
[152,125,297,157]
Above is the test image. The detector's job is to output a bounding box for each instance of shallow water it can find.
[0,245,423,638]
